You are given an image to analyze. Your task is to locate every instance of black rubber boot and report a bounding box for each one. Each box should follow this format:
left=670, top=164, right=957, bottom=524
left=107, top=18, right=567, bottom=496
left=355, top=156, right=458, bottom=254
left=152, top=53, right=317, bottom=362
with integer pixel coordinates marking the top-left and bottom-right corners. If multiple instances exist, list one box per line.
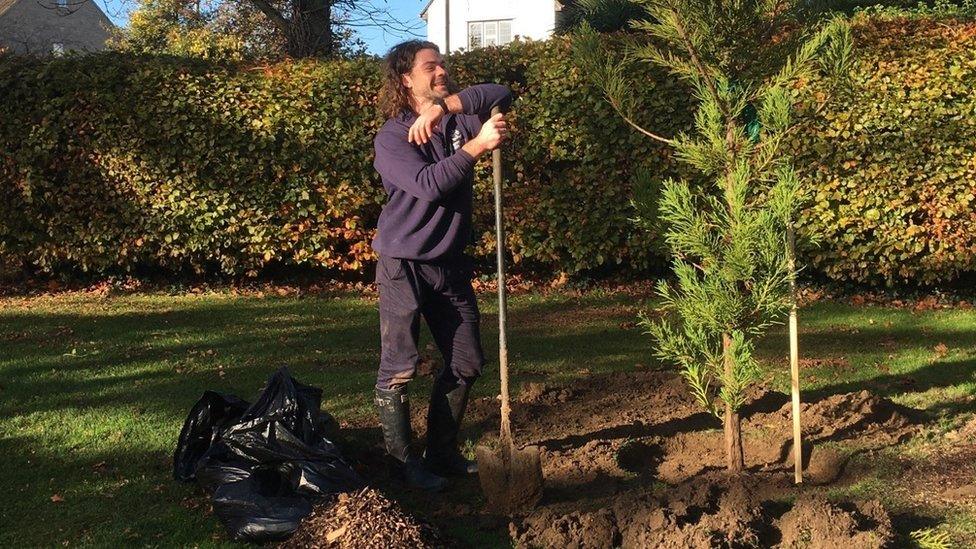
left=375, top=386, right=447, bottom=492
left=424, top=378, right=478, bottom=476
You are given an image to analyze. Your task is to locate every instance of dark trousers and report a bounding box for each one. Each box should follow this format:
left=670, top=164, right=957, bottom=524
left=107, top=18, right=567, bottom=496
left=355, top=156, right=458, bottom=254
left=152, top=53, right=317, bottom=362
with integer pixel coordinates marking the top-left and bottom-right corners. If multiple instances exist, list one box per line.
left=375, top=254, right=485, bottom=390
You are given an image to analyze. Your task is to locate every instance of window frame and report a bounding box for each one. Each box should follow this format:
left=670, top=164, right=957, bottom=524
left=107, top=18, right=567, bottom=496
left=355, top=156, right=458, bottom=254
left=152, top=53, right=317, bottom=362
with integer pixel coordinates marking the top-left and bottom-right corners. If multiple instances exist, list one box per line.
left=467, top=21, right=483, bottom=49
left=467, top=19, right=514, bottom=50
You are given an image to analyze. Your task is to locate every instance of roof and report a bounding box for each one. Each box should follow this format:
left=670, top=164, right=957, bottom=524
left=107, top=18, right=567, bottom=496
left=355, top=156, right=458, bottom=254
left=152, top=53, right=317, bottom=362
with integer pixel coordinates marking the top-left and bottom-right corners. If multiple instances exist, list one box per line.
left=0, top=0, right=115, bottom=26
left=0, top=0, right=19, bottom=18
left=419, top=0, right=435, bottom=19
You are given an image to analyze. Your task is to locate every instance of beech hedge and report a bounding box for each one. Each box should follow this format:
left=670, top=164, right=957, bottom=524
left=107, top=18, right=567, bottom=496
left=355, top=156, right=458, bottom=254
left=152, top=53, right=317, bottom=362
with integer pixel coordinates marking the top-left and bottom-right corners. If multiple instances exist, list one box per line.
left=0, top=41, right=688, bottom=278
left=790, top=16, right=976, bottom=284
left=1, top=16, right=974, bottom=284
left=0, top=56, right=385, bottom=276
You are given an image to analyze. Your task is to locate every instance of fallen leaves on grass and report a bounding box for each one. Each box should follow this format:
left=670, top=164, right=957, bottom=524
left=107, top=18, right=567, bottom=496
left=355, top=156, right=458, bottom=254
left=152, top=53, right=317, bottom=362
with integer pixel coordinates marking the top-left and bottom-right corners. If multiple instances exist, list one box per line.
left=798, top=357, right=851, bottom=370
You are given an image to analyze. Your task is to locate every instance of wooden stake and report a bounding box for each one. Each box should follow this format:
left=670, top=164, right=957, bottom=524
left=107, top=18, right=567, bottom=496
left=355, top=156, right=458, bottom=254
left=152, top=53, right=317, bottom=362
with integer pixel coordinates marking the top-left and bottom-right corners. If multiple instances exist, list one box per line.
left=788, top=223, right=803, bottom=484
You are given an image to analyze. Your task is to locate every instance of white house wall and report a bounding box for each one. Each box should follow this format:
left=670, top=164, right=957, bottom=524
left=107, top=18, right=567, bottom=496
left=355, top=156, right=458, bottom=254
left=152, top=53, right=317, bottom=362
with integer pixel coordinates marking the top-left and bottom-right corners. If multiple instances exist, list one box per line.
left=425, top=1, right=447, bottom=53
left=424, top=0, right=556, bottom=54
left=511, top=0, right=556, bottom=44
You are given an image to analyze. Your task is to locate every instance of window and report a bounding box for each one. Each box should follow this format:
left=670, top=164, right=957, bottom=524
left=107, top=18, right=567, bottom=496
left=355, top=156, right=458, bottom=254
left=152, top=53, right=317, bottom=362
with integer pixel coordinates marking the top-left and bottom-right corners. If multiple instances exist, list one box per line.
left=499, top=20, right=512, bottom=44
left=468, top=22, right=482, bottom=49
left=52, top=42, right=64, bottom=56
left=467, top=20, right=513, bottom=49
left=484, top=21, right=497, bottom=46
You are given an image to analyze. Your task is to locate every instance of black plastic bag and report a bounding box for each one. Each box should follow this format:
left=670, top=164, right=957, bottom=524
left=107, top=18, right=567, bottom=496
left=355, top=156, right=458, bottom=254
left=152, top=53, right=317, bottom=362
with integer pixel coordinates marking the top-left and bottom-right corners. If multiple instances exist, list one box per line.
left=174, top=367, right=364, bottom=542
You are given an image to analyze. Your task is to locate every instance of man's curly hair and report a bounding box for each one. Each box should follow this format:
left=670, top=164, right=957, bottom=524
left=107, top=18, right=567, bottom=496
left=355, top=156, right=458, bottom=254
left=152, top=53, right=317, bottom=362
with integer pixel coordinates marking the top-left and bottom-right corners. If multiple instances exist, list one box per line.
left=377, top=40, right=458, bottom=119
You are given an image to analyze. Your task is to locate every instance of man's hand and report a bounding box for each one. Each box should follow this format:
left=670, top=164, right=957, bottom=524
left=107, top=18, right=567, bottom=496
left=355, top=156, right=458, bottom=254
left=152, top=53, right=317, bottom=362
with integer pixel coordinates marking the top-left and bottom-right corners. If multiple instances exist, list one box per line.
left=462, top=113, right=509, bottom=158
left=408, top=101, right=446, bottom=145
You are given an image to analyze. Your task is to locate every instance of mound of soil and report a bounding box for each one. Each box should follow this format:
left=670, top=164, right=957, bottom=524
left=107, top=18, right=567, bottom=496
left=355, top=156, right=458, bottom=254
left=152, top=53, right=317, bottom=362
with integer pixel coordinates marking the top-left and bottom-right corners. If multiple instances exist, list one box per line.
left=279, top=488, right=450, bottom=549
left=511, top=508, right=620, bottom=548
left=756, top=389, right=919, bottom=444
left=512, top=476, right=894, bottom=549
left=777, top=495, right=892, bottom=548
left=464, top=371, right=918, bottom=548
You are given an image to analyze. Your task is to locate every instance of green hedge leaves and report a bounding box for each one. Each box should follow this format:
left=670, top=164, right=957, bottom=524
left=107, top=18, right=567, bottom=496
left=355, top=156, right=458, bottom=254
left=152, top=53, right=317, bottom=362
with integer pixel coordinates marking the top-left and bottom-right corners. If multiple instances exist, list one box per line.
left=791, top=17, right=976, bottom=284
left=0, top=55, right=385, bottom=276
left=2, top=17, right=975, bottom=285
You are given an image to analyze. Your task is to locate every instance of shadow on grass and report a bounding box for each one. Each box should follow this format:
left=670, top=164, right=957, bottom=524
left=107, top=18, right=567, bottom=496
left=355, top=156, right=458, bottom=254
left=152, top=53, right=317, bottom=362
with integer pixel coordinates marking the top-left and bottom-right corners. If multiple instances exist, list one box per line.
left=889, top=512, right=945, bottom=549
left=0, top=298, right=380, bottom=419
left=538, top=411, right=720, bottom=453
left=758, top=321, right=976, bottom=407
left=0, top=433, right=218, bottom=547
left=808, top=355, right=976, bottom=402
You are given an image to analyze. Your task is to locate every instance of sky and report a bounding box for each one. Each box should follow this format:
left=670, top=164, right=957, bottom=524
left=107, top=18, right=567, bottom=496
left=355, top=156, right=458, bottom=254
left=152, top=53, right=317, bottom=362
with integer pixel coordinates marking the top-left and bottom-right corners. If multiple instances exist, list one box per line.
left=97, top=0, right=428, bottom=55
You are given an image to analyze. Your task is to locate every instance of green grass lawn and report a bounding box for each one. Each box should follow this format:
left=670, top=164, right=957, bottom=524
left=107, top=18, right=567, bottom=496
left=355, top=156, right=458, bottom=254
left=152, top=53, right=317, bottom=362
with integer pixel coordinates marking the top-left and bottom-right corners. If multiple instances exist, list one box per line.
left=1, top=288, right=974, bottom=547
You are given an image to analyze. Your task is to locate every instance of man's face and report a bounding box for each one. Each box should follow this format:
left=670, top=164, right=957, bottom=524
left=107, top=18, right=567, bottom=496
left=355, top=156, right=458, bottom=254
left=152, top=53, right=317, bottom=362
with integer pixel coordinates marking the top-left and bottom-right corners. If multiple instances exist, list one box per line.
left=402, top=48, right=449, bottom=104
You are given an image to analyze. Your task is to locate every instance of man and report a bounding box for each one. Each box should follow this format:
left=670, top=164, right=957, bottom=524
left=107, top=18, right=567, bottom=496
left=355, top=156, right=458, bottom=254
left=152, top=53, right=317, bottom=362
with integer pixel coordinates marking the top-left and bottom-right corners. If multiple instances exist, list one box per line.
left=372, top=40, right=512, bottom=491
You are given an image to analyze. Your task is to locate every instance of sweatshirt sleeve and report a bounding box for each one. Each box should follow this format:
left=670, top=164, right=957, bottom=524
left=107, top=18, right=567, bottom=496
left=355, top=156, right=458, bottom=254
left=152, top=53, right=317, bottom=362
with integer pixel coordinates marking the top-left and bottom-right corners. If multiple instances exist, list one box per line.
left=373, top=128, right=476, bottom=202
left=457, top=83, right=513, bottom=121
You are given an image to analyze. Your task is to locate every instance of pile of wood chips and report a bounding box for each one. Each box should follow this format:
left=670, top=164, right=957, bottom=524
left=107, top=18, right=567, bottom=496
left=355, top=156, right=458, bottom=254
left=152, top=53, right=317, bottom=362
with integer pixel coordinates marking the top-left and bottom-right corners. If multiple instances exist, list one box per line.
left=279, top=488, right=451, bottom=549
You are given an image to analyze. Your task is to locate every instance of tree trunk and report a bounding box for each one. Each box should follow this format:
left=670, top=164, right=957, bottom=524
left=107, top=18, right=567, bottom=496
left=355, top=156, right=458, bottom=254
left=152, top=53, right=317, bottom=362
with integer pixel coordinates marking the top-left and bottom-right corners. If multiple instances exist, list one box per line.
left=280, top=0, right=333, bottom=57
left=723, top=332, right=745, bottom=473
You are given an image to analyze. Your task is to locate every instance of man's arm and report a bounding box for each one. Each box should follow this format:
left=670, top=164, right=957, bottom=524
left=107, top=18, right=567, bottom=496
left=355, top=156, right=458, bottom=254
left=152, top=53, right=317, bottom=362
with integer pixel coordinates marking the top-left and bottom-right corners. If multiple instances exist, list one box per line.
left=409, top=84, right=513, bottom=145
left=377, top=111, right=509, bottom=202
left=374, top=129, right=476, bottom=203
left=447, top=83, right=513, bottom=120
left=460, top=112, right=506, bottom=159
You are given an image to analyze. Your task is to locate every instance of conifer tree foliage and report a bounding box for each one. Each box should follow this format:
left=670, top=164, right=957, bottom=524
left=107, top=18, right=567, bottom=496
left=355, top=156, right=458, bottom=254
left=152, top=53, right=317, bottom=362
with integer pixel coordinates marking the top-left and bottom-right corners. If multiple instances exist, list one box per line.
left=555, top=0, right=645, bottom=34
left=576, top=0, right=851, bottom=472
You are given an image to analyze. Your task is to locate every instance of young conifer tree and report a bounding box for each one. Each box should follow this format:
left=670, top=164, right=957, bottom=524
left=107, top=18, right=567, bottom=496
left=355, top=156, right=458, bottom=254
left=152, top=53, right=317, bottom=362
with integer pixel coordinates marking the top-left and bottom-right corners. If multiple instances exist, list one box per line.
left=576, top=0, right=851, bottom=472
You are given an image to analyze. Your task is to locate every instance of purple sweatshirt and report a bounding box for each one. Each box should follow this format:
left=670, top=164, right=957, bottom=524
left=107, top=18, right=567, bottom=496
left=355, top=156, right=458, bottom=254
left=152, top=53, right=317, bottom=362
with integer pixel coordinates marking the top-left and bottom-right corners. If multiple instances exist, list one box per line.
left=371, top=84, right=513, bottom=261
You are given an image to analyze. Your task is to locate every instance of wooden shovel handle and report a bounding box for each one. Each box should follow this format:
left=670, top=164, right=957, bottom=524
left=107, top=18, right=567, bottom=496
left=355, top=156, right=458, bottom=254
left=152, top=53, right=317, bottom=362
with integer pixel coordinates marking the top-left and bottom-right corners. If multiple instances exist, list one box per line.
left=492, top=106, right=513, bottom=449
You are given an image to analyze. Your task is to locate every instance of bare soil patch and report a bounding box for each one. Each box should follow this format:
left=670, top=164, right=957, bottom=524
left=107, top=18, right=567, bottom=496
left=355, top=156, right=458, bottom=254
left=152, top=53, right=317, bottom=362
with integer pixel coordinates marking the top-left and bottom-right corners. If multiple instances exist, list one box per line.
left=513, top=476, right=893, bottom=549
left=468, top=371, right=919, bottom=486
left=888, top=443, right=976, bottom=507
left=464, top=370, right=919, bottom=547
left=343, top=369, right=926, bottom=547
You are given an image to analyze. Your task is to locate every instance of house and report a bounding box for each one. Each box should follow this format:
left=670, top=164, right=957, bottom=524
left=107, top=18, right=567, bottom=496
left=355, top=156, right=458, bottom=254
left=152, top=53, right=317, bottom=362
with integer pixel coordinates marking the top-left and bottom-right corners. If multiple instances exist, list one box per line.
left=420, top=0, right=563, bottom=53
left=0, top=0, right=114, bottom=56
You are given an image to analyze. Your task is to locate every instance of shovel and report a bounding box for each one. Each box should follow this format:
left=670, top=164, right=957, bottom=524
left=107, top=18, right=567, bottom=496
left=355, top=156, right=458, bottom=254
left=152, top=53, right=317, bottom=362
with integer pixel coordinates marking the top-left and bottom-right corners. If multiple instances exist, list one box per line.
left=475, top=106, right=544, bottom=515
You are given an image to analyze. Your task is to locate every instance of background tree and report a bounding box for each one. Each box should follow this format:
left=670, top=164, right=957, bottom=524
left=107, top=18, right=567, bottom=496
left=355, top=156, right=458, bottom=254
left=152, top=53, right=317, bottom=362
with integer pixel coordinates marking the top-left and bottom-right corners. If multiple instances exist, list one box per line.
left=555, top=0, right=644, bottom=34
left=111, top=0, right=265, bottom=60
left=575, top=0, right=851, bottom=472
left=112, top=0, right=417, bottom=59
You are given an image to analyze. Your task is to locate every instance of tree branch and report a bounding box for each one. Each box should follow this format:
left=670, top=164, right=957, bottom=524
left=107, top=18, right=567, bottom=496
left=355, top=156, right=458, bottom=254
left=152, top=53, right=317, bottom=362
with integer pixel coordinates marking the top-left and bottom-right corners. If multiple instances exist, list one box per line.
left=622, top=113, right=675, bottom=144
left=670, top=11, right=723, bottom=117
left=247, top=0, right=291, bottom=34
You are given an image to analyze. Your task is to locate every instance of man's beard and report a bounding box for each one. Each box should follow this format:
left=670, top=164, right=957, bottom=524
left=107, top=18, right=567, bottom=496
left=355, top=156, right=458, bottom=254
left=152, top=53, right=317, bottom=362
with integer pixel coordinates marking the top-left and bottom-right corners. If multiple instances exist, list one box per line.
left=427, top=78, right=450, bottom=98
left=427, top=86, right=449, bottom=100
left=410, top=80, right=449, bottom=111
